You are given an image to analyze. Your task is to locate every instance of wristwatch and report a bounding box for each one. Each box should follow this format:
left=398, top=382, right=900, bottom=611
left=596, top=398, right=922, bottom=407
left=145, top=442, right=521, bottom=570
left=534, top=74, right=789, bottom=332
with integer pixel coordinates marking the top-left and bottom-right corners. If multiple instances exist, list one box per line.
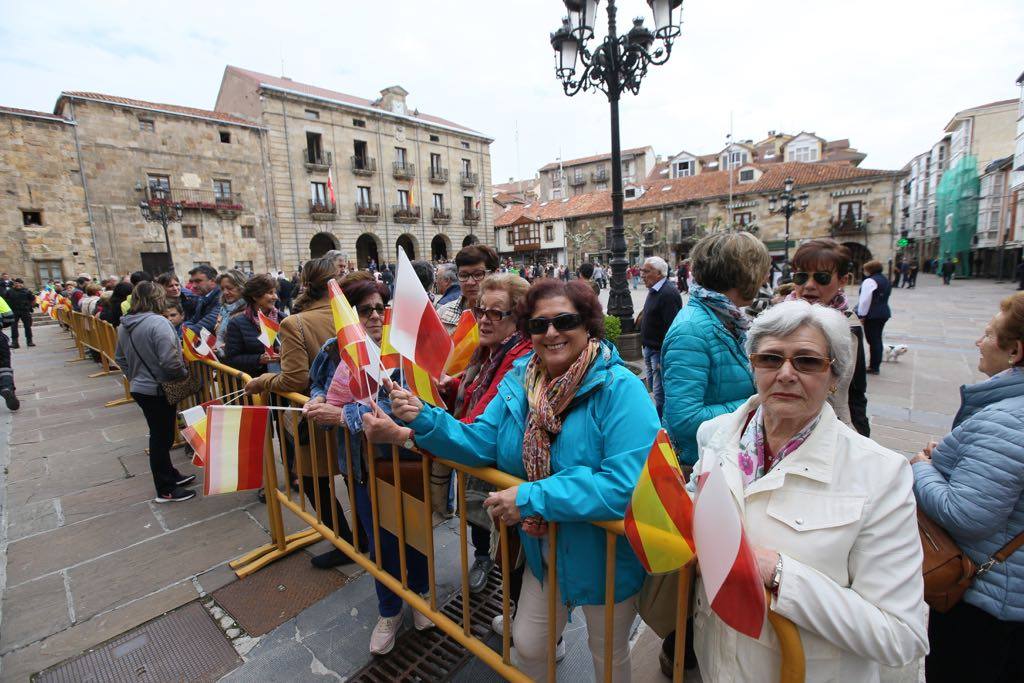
left=770, top=554, right=784, bottom=594
left=402, top=429, right=416, bottom=451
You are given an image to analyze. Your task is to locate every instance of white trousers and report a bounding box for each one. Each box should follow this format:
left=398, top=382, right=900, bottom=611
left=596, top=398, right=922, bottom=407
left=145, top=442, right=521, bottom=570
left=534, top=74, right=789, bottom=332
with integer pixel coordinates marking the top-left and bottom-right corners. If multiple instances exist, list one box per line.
left=512, top=569, right=637, bottom=681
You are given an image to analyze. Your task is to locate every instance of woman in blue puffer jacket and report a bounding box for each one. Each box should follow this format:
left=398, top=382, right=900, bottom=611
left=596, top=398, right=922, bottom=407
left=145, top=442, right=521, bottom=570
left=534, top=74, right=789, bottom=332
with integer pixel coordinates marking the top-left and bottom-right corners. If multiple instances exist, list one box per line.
left=365, top=279, right=659, bottom=681
left=913, top=291, right=1024, bottom=682
left=661, top=232, right=771, bottom=466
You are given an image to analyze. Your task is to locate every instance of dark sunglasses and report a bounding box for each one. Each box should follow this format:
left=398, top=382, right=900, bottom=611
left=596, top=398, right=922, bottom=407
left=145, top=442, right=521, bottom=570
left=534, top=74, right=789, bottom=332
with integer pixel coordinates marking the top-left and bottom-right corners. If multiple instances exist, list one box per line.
left=527, top=313, right=583, bottom=335
left=356, top=303, right=386, bottom=317
left=792, top=271, right=835, bottom=286
left=750, top=353, right=834, bottom=374
left=472, top=306, right=513, bottom=323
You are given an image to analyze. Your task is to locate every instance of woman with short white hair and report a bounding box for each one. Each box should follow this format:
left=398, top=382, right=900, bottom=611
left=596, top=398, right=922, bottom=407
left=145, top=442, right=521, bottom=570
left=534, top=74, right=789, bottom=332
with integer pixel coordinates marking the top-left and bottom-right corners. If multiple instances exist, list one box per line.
left=690, top=300, right=927, bottom=682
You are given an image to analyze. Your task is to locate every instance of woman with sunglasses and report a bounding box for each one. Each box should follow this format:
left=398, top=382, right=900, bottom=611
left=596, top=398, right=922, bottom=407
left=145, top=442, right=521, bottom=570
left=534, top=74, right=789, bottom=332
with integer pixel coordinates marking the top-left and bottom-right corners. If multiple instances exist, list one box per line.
left=787, top=239, right=870, bottom=436
left=365, top=278, right=659, bottom=680
left=689, top=300, right=927, bottom=681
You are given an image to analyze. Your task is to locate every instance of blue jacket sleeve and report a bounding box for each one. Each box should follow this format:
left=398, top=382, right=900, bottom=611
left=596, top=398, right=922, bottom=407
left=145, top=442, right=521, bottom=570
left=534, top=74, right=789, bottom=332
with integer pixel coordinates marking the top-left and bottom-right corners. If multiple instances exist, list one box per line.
left=515, top=371, right=658, bottom=522
left=662, top=324, right=745, bottom=462
left=408, top=395, right=502, bottom=467
left=914, top=409, right=1024, bottom=539
left=308, top=347, right=333, bottom=401
left=223, top=317, right=262, bottom=375
left=187, top=305, right=219, bottom=335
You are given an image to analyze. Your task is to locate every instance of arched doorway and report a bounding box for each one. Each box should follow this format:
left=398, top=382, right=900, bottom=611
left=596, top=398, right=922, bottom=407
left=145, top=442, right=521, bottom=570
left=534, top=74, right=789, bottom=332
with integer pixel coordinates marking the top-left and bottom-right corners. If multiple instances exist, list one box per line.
left=356, top=233, right=382, bottom=270
left=310, top=232, right=339, bottom=259
left=431, top=234, right=452, bottom=261
left=396, top=234, right=417, bottom=261
left=842, top=242, right=872, bottom=282
left=462, top=234, right=479, bottom=247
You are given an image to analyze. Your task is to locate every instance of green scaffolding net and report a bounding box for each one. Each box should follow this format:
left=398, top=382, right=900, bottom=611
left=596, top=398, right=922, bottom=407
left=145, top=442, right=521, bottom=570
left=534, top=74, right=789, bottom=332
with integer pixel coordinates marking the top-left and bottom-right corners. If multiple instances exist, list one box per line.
left=936, top=155, right=980, bottom=275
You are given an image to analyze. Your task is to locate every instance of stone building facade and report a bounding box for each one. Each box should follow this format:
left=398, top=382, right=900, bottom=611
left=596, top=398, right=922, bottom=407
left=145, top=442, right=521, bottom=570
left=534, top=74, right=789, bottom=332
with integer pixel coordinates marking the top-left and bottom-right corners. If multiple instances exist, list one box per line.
left=215, top=66, right=494, bottom=271
left=0, top=107, right=93, bottom=286
left=537, top=146, right=655, bottom=201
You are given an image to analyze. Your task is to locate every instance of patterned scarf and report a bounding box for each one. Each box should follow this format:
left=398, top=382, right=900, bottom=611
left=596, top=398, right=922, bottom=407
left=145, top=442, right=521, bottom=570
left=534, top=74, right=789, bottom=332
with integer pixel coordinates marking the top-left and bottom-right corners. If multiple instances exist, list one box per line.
left=244, top=304, right=279, bottom=329
left=456, top=332, right=526, bottom=419
left=690, top=282, right=751, bottom=342
left=519, top=338, right=601, bottom=537
left=737, top=405, right=821, bottom=488
left=785, top=289, right=849, bottom=313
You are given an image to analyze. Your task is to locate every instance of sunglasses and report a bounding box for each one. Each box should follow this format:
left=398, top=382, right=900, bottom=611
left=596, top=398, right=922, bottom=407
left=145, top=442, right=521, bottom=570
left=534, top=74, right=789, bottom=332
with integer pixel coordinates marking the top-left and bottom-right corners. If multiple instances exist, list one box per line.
left=527, top=313, right=583, bottom=335
left=356, top=304, right=386, bottom=317
left=749, top=353, right=834, bottom=374
left=792, top=271, right=835, bottom=286
left=472, top=307, right=513, bottom=323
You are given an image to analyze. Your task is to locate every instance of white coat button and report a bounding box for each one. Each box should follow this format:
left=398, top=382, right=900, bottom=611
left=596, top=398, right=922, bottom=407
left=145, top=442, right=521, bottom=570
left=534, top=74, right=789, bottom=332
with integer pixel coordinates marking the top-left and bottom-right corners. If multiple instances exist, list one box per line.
left=795, top=518, right=804, bottom=525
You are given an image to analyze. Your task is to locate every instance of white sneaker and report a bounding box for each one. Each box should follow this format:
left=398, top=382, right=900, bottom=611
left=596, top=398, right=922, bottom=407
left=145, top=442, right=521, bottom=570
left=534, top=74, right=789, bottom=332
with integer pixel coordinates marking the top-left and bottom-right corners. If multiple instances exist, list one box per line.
left=370, top=614, right=402, bottom=655
left=413, top=596, right=435, bottom=631
left=492, top=614, right=566, bottom=662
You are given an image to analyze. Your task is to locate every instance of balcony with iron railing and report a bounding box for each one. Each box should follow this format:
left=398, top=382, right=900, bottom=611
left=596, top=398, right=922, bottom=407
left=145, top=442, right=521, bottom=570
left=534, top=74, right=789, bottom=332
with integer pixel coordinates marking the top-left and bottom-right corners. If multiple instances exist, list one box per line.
left=355, top=202, right=380, bottom=222
left=305, top=150, right=332, bottom=172
left=568, top=173, right=586, bottom=187
left=351, top=156, right=376, bottom=176
left=460, top=171, right=478, bottom=187
left=591, top=168, right=609, bottom=182
left=393, top=162, right=415, bottom=179
left=392, top=205, right=420, bottom=223
left=309, top=200, right=337, bottom=220
left=146, top=187, right=243, bottom=214
left=829, top=212, right=870, bottom=234
left=428, top=167, right=449, bottom=184
left=463, top=208, right=481, bottom=225
left=431, top=207, right=451, bottom=224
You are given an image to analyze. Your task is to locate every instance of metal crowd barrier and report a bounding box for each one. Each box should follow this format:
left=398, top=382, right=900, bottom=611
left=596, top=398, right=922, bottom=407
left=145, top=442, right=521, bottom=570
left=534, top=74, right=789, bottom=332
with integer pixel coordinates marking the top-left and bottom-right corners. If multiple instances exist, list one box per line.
left=56, top=318, right=806, bottom=682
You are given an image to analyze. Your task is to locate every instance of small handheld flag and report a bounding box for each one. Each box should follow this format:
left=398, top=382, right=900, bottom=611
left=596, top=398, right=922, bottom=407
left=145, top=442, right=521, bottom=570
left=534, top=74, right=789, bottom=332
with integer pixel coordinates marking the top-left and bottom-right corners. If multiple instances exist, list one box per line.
left=390, top=250, right=452, bottom=381
left=204, top=405, right=270, bottom=495
left=183, top=327, right=217, bottom=362
left=402, top=357, right=445, bottom=408
left=257, top=310, right=280, bottom=353
left=445, top=309, right=480, bottom=376
left=380, top=308, right=401, bottom=370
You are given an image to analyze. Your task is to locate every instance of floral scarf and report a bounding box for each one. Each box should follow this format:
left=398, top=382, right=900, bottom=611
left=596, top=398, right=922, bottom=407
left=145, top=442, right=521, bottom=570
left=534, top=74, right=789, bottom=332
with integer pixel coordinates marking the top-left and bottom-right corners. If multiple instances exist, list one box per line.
left=737, top=405, right=821, bottom=488
left=785, top=290, right=849, bottom=314
left=690, top=282, right=751, bottom=342
left=520, top=338, right=601, bottom=536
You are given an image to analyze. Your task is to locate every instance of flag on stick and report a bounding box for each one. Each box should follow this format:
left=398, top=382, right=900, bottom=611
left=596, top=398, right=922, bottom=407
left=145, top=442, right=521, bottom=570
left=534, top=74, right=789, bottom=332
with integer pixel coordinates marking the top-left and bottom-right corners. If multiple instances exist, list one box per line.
left=327, top=166, right=336, bottom=205
left=380, top=308, right=401, bottom=370
left=328, top=280, right=367, bottom=350
left=257, top=310, right=280, bottom=353
left=401, top=357, right=445, bottom=408
left=693, top=461, right=766, bottom=639
left=342, top=336, right=383, bottom=405
left=204, top=405, right=269, bottom=495
left=183, top=327, right=217, bottom=362
left=624, top=429, right=696, bottom=574
left=390, top=250, right=452, bottom=381
left=445, top=309, right=480, bottom=376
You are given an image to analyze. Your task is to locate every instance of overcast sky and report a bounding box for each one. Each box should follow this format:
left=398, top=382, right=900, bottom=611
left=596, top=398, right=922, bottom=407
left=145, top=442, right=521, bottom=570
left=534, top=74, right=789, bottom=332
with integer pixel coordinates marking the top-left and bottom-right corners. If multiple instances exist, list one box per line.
left=3, top=0, right=1021, bottom=182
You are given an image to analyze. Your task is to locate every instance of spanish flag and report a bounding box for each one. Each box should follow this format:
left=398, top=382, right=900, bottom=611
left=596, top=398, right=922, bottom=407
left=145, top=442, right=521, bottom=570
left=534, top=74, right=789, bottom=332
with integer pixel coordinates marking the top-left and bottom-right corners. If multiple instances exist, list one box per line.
left=380, top=308, right=401, bottom=370
left=624, top=430, right=695, bottom=574
left=445, top=309, right=479, bottom=376
left=183, top=327, right=216, bottom=362
left=328, top=280, right=367, bottom=350
left=204, top=405, right=269, bottom=496
left=402, top=357, right=445, bottom=408
left=180, top=404, right=210, bottom=466
left=257, top=310, right=280, bottom=352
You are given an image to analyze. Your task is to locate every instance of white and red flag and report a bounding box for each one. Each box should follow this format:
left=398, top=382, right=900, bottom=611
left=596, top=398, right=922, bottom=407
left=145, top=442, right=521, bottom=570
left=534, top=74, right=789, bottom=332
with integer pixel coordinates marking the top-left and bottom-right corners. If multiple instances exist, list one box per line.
left=327, top=167, right=336, bottom=205
left=693, top=461, right=766, bottom=640
left=389, top=250, right=452, bottom=381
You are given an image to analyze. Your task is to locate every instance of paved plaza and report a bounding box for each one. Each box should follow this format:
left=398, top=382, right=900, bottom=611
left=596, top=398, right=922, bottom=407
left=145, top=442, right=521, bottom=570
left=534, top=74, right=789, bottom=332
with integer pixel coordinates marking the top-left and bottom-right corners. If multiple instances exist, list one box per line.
left=0, top=272, right=1011, bottom=680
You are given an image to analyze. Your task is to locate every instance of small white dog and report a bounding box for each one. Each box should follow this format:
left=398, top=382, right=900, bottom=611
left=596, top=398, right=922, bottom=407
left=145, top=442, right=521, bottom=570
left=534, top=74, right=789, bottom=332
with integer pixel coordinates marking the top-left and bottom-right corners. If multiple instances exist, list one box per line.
left=884, top=344, right=908, bottom=362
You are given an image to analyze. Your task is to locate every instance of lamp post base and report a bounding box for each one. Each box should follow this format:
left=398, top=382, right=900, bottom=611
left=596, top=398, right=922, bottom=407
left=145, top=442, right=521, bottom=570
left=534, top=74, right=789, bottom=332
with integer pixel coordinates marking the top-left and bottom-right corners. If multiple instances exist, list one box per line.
left=614, top=331, right=642, bottom=361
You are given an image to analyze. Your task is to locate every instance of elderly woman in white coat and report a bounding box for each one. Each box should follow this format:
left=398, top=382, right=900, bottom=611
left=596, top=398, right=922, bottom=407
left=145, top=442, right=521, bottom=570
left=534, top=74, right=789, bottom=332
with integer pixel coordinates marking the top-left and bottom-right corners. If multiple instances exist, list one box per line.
left=689, top=300, right=927, bottom=682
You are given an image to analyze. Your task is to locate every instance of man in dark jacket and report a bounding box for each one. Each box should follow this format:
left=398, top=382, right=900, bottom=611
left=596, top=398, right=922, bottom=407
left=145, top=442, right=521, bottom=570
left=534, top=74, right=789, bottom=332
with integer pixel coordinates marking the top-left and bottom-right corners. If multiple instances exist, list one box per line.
left=639, top=256, right=683, bottom=417
left=857, top=259, right=892, bottom=374
left=276, top=274, right=293, bottom=313
left=186, top=264, right=220, bottom=332
left=5, top=279, right=36, bottom=348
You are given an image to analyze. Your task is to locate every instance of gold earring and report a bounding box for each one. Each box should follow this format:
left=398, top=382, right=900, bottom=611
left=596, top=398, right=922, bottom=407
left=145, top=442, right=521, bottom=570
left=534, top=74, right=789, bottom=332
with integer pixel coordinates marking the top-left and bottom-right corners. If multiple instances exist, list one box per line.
left=829, top=386, right=838, bottom=394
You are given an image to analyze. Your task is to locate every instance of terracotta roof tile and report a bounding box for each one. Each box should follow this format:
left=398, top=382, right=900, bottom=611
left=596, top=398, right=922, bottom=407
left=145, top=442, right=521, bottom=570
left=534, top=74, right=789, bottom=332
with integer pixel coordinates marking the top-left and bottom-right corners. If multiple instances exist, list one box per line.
left=0, top=105, right=71, bottom=123
left=59, top=92, right=258, bottom=126
left=539, top=146, right=653, bottom=172
left=225, top=66, right=484, bottom=136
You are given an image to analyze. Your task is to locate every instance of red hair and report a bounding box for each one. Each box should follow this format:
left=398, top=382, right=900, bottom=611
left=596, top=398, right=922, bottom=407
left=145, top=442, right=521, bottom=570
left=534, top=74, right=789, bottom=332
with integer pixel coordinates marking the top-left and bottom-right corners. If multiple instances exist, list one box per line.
left=517, top=278, right=605, bottom=339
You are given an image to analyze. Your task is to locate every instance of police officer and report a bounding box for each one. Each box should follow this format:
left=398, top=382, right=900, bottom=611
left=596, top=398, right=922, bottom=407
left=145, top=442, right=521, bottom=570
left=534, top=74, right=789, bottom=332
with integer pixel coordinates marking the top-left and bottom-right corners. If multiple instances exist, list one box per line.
left=0, top=295, right=20, bottom=410
left=5, top=279, right=36, bottom=348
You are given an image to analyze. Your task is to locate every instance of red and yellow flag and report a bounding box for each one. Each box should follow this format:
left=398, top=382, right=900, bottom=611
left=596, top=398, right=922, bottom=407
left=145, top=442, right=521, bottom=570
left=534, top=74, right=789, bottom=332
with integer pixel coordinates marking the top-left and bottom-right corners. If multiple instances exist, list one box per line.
left=401, top=357, right=445, bottom=408
left=380, top=308, right=401, bottom=370
left=445, top=309, right=480, bottom=376
left=183, top=327, right=216, bottom=362
left=257, top=310, right=280, bottom=352
left=328, top=280, right=366, bottom=351
left=204, top=405, right=269, bottom=496
left=624, top=430, right=696, bottom=574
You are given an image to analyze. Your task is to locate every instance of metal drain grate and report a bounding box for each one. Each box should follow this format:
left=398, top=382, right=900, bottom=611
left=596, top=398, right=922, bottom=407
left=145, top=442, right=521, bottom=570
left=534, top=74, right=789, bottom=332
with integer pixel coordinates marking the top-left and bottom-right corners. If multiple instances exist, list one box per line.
left=37, top=601, right=238, bottom=683
left=212, top=549, right=350, bottom=636
left=349, top=567, right=506, bottom=682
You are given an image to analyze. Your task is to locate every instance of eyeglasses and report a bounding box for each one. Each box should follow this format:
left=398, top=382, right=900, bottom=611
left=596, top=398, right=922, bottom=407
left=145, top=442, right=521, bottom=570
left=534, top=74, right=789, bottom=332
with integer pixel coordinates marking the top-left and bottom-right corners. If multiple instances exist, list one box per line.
left=749, top=353, right=834, bottom=374
left=472, top=307, right=513, bottom=323
left=457, top=270, right=489, bottom=282
left=356, top=304, right=386, bottom=317
left=792, top=271, right=835, bottom=286
left=527, top=313, right=583, bottom=335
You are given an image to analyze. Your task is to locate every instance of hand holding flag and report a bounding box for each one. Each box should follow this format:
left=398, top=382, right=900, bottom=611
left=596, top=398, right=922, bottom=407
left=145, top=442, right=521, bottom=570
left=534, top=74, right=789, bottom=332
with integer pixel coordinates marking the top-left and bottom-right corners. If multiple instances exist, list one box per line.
left=257, top=310, right=280, bottom=355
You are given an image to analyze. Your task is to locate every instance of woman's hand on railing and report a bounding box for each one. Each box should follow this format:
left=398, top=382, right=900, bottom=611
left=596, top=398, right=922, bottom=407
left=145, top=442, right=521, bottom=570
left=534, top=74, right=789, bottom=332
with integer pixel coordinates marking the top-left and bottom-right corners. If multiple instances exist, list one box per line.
left=304, top=401, right=343, bottom=426
left=484, top=487, right=522, bottom=526
left=244, top=378, right=263, bottom=395
left=382, top=376, right=423, bottom=423
left=362, top=403, right=412, bottom=445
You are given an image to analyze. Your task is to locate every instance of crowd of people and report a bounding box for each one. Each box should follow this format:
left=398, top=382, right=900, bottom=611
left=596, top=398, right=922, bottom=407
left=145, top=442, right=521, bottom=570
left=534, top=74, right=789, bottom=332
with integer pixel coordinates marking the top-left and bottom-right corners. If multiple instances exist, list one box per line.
left=7, top=233, right=1023, bottom=681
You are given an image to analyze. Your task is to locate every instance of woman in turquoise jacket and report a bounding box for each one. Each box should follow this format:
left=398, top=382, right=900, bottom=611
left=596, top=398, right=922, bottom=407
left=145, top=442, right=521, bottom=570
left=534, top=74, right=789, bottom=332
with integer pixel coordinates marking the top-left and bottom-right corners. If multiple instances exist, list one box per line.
left=366, top=279, right=659, bottom=681
left=661, top=232, right=771, bottom=467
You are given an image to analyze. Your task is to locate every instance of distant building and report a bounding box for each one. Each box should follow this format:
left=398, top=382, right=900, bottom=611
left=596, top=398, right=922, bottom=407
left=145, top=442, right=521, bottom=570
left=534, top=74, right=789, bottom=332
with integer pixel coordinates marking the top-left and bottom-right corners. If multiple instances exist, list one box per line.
left=1009, top=73, right=1024, bottom=272
left=537, top=146, right=655, bottom=201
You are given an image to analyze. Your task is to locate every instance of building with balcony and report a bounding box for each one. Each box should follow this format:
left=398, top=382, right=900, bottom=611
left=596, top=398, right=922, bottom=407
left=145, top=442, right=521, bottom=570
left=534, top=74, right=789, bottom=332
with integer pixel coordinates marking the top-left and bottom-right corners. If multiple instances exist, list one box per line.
left=537, top=146, right=655, bottom=201
left=215, top=66, right=494, bottom=270
left=1009, top=72, right=1024, bottom=271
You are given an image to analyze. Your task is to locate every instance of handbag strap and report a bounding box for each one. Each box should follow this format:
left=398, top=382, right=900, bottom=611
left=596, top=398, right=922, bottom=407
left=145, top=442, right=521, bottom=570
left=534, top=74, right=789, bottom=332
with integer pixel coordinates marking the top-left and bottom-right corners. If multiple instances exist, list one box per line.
left=125, top=324, right=162, bottom=383
left=978, top=528, right=1024, bottom=576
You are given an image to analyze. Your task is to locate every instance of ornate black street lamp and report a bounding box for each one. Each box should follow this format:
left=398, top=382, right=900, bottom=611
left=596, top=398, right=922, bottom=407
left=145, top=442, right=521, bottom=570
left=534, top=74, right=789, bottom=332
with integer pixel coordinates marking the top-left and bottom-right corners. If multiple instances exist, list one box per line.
left=139, top=188, right=183, bottom=274
left=767, top=177, right=809, bottom=266
left=551, top=0, right=683, bottom=332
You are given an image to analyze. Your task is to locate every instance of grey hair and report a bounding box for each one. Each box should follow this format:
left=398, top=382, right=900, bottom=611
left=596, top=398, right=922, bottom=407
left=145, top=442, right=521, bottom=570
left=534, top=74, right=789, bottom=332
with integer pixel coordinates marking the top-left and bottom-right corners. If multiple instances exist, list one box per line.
left=644, top=256, right=668, bottom=276
left=745, top=299, right=851, bottom=378
left=436, top=263, right=457, bottom=286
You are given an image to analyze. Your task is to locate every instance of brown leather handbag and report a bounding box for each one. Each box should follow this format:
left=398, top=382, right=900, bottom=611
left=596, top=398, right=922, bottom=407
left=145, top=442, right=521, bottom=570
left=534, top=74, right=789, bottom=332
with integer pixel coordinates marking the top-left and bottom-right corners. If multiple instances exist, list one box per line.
left=919, top=509, right=1024, bottom=613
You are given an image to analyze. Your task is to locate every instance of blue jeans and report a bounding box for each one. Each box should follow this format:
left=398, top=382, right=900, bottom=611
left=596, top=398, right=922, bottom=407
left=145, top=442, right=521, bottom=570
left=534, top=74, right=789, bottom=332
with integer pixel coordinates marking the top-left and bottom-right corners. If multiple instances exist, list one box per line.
left=354, top=476, right=429, bottom=617
left=642, top=346, right=664, bottom=417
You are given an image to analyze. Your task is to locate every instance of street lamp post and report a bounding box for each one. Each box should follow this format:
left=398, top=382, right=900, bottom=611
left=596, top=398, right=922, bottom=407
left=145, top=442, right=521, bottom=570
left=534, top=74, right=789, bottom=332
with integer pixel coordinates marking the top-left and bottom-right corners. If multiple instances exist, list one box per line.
left=139, top=188, right=183, bottom=274
left=767, top=177, right=809, bottom=266
left=551, top=0, right=683, bottom=332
